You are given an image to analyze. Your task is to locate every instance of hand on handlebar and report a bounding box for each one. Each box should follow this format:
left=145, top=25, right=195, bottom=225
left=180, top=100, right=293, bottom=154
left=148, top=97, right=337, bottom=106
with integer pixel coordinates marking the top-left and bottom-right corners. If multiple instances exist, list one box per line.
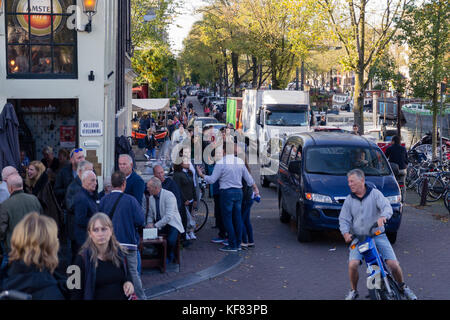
left=377, top=217, right=387, bottom=228
left=344, top=233, right=353, bottom=244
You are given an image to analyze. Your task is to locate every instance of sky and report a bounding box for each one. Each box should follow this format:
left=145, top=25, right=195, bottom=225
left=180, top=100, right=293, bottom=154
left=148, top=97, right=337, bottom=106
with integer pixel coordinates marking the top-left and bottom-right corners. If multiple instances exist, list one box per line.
left=168, top=0, right=208, bottom=56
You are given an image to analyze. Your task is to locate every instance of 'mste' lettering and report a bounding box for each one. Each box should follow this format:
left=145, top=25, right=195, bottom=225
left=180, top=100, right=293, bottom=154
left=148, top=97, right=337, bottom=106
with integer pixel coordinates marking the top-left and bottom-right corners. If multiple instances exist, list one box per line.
left=30, top=5, right=51, bottom=13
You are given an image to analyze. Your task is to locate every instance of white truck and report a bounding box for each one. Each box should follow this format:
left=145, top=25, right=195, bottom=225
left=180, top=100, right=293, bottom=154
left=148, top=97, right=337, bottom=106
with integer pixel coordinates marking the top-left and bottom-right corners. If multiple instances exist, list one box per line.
left=240, top=90, right=310, bottom=187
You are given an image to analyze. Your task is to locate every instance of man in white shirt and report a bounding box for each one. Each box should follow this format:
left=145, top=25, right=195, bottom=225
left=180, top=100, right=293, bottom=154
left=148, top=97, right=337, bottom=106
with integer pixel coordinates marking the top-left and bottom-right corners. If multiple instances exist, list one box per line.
left=197, top=142, right=259, bottom=252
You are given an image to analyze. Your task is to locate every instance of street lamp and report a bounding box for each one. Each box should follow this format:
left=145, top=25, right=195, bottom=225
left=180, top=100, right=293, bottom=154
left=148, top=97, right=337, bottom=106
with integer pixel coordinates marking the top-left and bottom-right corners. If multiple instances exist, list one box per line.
left=82, top=0, right=98, bottom=33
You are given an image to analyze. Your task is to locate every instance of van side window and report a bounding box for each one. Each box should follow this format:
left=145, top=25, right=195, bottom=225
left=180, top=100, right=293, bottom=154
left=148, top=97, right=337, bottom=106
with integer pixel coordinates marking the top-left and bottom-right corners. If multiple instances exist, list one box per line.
left=281, top=143, right=292, bottom=165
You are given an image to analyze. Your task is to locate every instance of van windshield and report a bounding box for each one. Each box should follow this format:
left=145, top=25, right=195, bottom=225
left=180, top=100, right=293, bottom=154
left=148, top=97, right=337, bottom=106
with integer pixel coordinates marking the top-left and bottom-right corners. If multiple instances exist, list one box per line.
left=266, top=110, right=308, bottom=126
left=305, top=146, right=391, bottom=176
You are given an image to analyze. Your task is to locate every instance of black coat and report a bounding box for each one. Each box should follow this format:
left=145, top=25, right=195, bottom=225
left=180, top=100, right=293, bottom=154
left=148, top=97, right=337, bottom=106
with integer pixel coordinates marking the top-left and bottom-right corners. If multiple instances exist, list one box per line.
left=54, top=164, right=75, bottom=205
left=3, top=261, right=66, bottom=300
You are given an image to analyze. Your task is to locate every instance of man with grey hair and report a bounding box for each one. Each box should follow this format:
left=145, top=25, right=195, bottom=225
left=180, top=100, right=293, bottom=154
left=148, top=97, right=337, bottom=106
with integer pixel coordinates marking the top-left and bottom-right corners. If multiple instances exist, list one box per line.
left=72, top=170, right=98, bottom=256
left=65, top=160, right=94, bottom=261
left=118, top=154, right=145, bottom=206
left=146, top=177, right=184, bottom=264
left=0, top=174, right=42, bottom=282
left=0, top=166, right=18, bottom=204
left=339, top=169, right=416, bottom=300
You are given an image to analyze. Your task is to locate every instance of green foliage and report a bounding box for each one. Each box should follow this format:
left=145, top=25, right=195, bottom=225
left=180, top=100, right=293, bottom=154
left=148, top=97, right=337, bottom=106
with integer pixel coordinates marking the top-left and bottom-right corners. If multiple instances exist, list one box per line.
left=132, top=41, right=177, bottom=98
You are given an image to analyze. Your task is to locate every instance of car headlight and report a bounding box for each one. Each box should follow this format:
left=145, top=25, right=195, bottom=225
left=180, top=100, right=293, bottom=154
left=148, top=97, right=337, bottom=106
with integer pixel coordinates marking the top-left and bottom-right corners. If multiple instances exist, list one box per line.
left=305, top=193, right=333, bottom=204
left=387, top=195, right=401, bottom=204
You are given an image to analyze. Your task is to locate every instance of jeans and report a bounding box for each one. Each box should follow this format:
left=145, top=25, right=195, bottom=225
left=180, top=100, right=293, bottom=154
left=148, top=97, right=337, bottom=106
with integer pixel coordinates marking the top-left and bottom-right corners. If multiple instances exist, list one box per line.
left=146, top=148, right=156, bottom=159
left=241, top=199, right=254, bottom=244
left=220, top=188, right=243, bottom=249
left=161, top=225, right=179, bottom=263
left=214, top=194, right=227, bottom=239
left=126, top=249, right=146, bottom=300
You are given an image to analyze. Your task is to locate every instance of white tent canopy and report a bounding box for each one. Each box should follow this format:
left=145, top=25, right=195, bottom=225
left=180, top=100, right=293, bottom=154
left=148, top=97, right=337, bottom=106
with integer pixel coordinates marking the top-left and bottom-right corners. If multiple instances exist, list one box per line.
left=132, top=99, right=170, bottom=112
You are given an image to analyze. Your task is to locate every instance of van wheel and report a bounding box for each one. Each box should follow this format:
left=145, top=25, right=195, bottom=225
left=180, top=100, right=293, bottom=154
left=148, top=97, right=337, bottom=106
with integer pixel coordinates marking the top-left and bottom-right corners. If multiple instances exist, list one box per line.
left=260, top=174, right=270, bottom=188
left=296, top=208, right=312, bottom=243
left=387, top=232, right=397, bottom=244
left=279, top=196, right=290, bottom=223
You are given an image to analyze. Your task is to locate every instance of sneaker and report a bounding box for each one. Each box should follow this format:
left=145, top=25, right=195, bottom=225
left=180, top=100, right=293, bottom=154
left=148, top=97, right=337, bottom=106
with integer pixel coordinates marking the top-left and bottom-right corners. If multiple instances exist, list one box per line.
left=247, top=243, right=255, bottom=249
left=401, top=285, right=417, bottom=300
left=211, top=238, right=226, bottom=244
left=189, top=232, right=197, bottom=240
left=185, top=233, right=192, bottom=240
left=345, top=290, right=359, bottom=300
left=219, top=246, right=238, bottom=253
left=144, top=154, right=150, bottom=160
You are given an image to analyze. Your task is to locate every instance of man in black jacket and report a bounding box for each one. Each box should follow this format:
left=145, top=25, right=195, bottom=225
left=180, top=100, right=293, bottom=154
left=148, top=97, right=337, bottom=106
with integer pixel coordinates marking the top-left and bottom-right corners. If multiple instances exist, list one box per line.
left=54, top=148, right=86, bottom=205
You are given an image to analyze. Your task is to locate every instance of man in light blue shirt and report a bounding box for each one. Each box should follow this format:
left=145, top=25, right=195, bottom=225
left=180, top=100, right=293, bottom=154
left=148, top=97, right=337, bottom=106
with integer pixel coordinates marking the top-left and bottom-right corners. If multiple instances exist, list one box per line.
left=197, top=142, right=259, bottom=252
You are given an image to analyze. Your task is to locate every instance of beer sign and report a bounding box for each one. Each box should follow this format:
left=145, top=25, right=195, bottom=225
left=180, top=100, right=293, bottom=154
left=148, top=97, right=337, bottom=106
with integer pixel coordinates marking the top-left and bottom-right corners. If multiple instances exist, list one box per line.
left=15, top=0, right=63, bottom=37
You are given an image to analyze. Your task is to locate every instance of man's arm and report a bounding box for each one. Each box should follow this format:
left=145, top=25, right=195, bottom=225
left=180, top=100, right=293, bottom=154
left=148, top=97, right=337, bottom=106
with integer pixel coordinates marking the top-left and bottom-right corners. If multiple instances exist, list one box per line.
left=339, top=197, right=353, bottom=242
left=203, top=163, right=223, bottom=185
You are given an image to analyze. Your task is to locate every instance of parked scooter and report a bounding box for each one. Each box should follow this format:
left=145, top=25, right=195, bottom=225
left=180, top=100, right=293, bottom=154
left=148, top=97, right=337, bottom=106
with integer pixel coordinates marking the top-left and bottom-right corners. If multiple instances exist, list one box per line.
left=350, top=224, right=402, bottom=300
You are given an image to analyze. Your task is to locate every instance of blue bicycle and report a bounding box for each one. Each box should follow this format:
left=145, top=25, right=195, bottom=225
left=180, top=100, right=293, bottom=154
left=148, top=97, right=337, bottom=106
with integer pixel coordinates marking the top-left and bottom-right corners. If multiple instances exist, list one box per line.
left=350, top=224, right=402, bottom=300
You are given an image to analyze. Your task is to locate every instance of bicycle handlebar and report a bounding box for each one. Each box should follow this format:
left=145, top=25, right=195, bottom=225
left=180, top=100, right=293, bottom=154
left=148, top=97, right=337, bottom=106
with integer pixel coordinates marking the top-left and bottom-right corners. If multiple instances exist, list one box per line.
left=0, top=290, right=32, bottom=300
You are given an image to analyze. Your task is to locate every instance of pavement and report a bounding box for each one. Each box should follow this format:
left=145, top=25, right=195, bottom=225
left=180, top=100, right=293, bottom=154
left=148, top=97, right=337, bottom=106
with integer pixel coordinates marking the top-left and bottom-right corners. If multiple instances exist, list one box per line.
left=133, top=143, right=246, bottom=300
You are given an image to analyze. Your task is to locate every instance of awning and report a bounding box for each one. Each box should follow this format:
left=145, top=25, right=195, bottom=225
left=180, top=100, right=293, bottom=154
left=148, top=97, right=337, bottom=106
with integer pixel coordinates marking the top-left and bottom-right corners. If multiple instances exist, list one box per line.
left=132, top=99, right=170, bottom=112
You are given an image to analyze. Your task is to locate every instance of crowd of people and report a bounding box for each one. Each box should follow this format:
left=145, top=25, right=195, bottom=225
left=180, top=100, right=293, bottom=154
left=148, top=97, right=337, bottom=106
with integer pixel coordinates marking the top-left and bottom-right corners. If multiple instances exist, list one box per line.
left=0, top=96, right=261, bottom=300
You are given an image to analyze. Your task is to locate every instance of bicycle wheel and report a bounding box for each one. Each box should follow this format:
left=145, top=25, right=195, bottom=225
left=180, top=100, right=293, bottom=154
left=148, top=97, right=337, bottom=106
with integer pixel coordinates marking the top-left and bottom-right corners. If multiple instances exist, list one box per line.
left=406, top=167, right=419, bottom=189
left=444, top=192, right=450, bottom=213
left=418, top=176, right=445, bottom=202
left=369, top=275, right=402, bottom=300
left=427, top=176, right=445, bottom=202
left=193, top=199, right=209, bottom=233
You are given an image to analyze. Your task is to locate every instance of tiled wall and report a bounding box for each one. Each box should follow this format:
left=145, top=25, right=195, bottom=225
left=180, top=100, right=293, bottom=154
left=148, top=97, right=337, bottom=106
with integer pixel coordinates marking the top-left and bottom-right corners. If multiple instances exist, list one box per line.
left=23, top=113, right=77, bottom=161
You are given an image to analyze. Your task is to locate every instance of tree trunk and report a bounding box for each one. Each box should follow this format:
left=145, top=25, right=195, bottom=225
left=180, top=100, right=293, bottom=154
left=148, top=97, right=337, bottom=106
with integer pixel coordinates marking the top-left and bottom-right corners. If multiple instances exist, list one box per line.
left=270, top=52, right=280, bottom=90
left=354, top=68, right=365, bottom=134
left=231, top=52, right=240, bottom=96
left=223, top=49, right=228, bottom=98
left=252, top=56, right=258, bottom=89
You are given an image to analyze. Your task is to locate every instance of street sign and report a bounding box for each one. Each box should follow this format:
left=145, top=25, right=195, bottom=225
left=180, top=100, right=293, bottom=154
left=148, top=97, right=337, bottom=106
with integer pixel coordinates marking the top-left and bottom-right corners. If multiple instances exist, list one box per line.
left=80, top=120, right=103, bottom=137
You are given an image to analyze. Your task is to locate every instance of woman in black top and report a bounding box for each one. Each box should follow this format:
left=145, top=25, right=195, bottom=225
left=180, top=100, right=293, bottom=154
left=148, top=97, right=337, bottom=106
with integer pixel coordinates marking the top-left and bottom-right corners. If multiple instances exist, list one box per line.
left=71, top=213, right=134, bottom=300
left=144, top=128, right=158, bottom=159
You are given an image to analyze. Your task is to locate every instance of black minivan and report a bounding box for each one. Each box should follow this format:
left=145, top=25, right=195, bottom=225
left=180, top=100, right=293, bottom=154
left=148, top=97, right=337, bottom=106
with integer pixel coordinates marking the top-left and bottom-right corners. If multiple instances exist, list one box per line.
left=277, top=132, right=402, bottom=243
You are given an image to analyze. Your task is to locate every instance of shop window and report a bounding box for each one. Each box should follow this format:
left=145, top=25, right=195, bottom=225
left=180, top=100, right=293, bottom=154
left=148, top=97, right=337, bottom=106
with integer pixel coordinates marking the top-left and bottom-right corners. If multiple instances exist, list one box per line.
left=5, top=0, right=77, bottom=78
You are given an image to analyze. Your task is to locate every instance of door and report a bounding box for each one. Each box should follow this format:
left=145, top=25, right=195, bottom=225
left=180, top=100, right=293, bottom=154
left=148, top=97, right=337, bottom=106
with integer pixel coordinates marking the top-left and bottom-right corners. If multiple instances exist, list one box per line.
left=285, top=142, right=303, bottom=214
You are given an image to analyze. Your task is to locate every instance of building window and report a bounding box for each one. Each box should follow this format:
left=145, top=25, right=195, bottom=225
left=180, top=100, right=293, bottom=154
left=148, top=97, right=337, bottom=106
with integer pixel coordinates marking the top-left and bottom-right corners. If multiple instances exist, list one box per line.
left=5, top=0, right=77, bottom=79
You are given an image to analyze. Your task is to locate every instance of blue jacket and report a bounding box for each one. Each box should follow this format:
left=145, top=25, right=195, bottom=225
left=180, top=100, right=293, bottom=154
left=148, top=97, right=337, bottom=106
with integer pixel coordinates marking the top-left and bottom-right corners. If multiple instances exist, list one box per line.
left=125, top=171, right=145, bottom=206
left=99, top=192, right=145, bottom=250
left=162, top=177, right=183, bottom=211
left=73, top=188, right=98, bottom=247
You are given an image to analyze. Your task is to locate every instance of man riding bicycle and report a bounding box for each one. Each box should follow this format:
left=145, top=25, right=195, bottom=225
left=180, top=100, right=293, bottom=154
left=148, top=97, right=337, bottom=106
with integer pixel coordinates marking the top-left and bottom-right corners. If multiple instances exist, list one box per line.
left=339, top=169, right=417, bottom=300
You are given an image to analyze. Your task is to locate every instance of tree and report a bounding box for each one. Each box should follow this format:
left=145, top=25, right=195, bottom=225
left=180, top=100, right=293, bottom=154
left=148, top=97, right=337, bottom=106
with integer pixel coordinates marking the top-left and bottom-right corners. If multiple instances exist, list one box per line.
left=397, top=0, right=449, bottom=158
left=309, top=0, right=409, bottom=134
left=132, top=42, right=177, bottom=98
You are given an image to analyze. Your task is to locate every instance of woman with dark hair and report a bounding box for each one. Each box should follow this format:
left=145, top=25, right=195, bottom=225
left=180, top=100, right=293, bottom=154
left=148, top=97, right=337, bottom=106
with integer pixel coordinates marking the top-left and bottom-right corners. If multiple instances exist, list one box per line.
left=4, top=212, right=66, bottom=300
left=24, top=161, right=63, bottom=236
left=71, top=213, right=134, bottom=300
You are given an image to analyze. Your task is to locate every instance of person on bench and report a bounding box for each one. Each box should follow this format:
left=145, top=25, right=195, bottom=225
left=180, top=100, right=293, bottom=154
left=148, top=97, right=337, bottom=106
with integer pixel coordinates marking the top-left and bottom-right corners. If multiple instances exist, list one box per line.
left=145, top=177, right=185, bottom=265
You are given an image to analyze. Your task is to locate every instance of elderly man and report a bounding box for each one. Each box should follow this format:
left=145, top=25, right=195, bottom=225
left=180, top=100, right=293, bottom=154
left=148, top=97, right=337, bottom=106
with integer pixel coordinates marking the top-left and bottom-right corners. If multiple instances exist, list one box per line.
left=0, top=174, right=43, bottom=282
left=64, top=160, right=93, bottom=260
left=146, top=177, right=184, bottom=264
left=72, top=170, right=98, bottom=255
left=54, top=147, right=86, bottom=205
left=118, top=154, right=145, bottom=206
left=0, top=166, right=18, bottom=204
left=339, top=169, right=417, bottom=300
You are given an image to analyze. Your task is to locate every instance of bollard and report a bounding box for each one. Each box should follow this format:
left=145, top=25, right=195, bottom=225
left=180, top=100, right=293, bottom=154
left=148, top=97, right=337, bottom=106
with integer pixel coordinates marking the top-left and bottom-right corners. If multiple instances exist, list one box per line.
left=420, top=177, right=428, bottom=206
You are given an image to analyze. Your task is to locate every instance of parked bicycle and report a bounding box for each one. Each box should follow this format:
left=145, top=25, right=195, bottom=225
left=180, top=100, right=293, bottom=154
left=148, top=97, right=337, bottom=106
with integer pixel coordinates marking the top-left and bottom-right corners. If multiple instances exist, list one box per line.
left=192, top=174, right=209, bottom=233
